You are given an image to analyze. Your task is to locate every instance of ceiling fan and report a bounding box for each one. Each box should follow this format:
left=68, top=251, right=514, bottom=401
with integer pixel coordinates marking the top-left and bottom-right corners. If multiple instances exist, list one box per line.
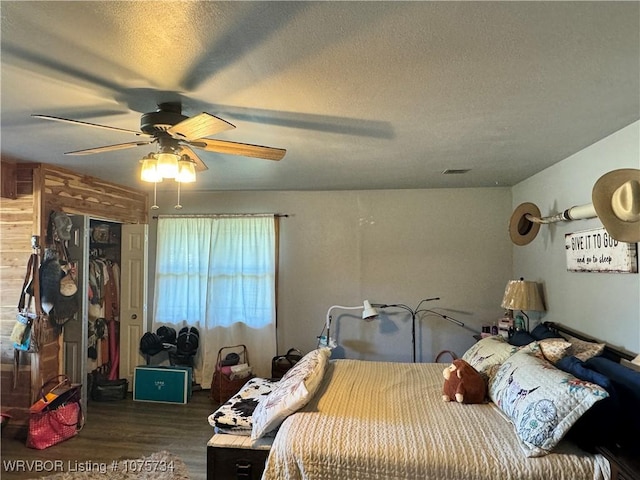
left=32, top=102, right=287, bottom=173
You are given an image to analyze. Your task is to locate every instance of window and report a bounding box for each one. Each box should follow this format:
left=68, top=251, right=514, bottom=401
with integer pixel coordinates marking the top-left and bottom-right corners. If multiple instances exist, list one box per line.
left=154, top=215, right=277, bottom=384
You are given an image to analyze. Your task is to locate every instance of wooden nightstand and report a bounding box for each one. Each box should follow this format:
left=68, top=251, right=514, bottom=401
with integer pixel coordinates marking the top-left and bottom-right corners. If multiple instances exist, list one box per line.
left=596, top=446, right=640, bottom=480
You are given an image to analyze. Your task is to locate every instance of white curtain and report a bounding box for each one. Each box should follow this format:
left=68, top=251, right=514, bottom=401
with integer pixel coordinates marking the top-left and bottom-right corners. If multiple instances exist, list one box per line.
left=154, top=216, right=277, bottom=387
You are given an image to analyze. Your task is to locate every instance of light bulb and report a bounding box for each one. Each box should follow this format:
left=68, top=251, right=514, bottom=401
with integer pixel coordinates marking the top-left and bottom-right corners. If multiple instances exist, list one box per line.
left=140, top=155, right=162, bottom=183
left=156, top=152, right=179, bottom=178
left=176, top=156, right=197, bottom=183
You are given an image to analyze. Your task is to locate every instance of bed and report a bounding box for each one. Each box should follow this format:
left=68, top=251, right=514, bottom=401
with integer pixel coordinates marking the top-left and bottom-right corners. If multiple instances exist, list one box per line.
left=207, top=322, right=640, bottom=480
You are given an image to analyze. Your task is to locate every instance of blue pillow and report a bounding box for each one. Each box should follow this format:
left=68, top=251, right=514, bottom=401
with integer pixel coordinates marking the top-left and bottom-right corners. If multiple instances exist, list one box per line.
left=530, top=323, right=562, bottom=341
left=556, top=356, right=612, bottom=390
left=557, top=355, right=619, bottom=451
left=508, top=330, right=535, bottom=347
left=585, top=357, right=640, bottom=399
left=585, top=356, right=640, bottom=450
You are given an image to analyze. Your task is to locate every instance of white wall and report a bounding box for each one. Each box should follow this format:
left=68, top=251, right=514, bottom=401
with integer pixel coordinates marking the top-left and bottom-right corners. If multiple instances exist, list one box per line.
left=148, top=187, right=512, bottom=363
left=511, top=121, right=640, bottom=353
left=146, top=121, right=639, bottom=366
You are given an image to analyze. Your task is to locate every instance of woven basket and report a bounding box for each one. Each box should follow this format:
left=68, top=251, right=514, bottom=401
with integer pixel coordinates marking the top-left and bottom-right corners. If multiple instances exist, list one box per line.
left=210, top=345, right=254, bottom=404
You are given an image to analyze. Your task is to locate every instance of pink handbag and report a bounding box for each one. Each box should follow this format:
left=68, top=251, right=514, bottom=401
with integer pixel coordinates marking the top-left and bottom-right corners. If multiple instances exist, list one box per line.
left=26, top=375, right=83, bottom=450
left=26, top=401, right=82, bottom=450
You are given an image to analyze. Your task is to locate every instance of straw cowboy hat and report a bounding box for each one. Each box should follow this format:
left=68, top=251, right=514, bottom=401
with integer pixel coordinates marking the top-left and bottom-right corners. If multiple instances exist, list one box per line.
left=592, top=168, right=640, bottom=244
left=508, top=202, right=541, bottom=246
left=508, top=168, right=640, bottom=246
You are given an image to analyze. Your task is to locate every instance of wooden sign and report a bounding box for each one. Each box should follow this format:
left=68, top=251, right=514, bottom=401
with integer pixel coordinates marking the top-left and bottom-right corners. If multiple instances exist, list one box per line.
left=565, top=227, right=638, bottom=273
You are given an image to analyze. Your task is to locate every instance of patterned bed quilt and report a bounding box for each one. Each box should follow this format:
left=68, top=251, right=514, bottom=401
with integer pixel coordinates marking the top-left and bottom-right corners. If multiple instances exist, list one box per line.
left=262, top=360, right=610, bottom=480
left=208, top=377, right=276, bottom=435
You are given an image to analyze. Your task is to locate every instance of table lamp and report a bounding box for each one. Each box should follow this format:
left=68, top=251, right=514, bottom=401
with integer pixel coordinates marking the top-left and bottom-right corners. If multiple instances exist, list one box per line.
left=501, top=278, right=546, bottom=331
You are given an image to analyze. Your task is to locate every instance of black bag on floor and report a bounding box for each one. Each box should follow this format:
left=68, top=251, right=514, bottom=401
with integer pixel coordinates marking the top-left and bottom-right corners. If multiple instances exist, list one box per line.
left=271, top=348, right=303, bottom=379
left=91, top=375, right=128, bottom=402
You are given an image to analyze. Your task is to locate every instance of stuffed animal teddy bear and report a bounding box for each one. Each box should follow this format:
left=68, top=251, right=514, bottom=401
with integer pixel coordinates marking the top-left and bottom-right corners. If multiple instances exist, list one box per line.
left=442, top=358, right=487, bottom=404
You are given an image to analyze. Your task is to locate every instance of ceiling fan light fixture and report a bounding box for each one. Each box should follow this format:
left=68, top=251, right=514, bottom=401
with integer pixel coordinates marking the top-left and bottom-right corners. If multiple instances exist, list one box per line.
left=140, top=154, right=163, bottom=183
left=33, top=104, right=286, bottom=190
left=176, top=155, right=197, bottom=183
left=156, top=150, right=180, bottom=179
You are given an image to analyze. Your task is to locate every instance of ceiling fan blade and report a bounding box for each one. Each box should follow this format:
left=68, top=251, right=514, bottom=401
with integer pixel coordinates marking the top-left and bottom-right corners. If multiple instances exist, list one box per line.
left=65, top=141, right=152, bottom=155
left=179, top=145, right=208, bottom=172
left=32, top=114, right=151, bottom=137
left=189, top=138, right=286, bottom=161
left=168, top=113, right=235, bottom=141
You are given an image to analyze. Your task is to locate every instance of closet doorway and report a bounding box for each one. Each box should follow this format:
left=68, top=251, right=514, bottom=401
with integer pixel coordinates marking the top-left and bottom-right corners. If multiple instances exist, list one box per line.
left=63, top=216, right=147, bottom=415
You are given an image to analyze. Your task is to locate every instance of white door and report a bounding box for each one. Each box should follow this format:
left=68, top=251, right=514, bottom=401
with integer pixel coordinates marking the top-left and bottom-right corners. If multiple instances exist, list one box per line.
left=119, top=223, right=148, bottom=390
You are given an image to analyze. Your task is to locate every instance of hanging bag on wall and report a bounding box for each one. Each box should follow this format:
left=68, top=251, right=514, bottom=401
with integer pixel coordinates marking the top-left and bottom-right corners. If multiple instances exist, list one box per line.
left=11, top=313, right=34, bottom=352
left=12, top=254, right=39, bottom=352
left=45, top=211, right=79, bottom=326
left=12, top=249, right=49, bottom=389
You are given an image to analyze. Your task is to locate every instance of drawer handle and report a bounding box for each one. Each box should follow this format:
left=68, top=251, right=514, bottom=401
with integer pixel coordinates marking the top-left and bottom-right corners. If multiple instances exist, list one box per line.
left=236, top=461, right=252, bottom=479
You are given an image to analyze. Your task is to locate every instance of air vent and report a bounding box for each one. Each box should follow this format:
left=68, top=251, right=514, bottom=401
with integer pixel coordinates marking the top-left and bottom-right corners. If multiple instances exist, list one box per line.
left=442, top=169, right=471, bottom=175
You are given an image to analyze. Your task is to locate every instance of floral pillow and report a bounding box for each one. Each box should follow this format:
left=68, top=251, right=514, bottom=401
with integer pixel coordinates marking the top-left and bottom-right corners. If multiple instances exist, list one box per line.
left=251, top=348, right=330, bottom=440
left=488, top=348, right=609, bottom=457
left=462, top=336, right=518, bottom=378
left=563, top=335, right=605, bottom=362
left=537, top=338, right=573, bottom=364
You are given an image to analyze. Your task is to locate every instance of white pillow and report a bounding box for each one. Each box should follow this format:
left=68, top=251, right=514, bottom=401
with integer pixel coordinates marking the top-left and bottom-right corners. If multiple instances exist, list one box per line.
left=488, top=346, right=608, bottom=457
left=251, top=348, right=330, bottom=440
left=462, top=335, right=518, bottom=378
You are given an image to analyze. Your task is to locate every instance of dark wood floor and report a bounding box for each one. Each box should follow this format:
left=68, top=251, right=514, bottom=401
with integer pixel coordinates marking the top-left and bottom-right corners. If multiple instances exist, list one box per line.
left=1, top=390, right=218, bottom=479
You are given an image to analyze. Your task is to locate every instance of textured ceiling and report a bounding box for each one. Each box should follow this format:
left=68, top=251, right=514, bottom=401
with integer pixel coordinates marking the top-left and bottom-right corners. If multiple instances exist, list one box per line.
left=1, top=1, right=638, bottom=192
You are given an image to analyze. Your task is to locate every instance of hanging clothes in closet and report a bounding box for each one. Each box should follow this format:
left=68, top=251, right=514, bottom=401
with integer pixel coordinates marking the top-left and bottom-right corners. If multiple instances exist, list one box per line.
left=88, top=250, right=121, bottom=380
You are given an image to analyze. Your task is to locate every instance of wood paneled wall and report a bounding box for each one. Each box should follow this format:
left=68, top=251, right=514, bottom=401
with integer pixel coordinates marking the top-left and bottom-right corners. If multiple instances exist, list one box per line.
left=0, top=161, right=148, bottom=438
left=39, top=164, right=149, bottom=229
left=1, top=164, right=40, bottom=436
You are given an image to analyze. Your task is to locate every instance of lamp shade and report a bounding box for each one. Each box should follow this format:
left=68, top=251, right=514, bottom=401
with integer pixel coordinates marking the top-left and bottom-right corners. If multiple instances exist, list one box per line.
left=156, top=151, right=180, bottom=178
left=176, top=156, right=197, bottom=183
left=362, top=300, right=378, bottom=320
left=501, top=279, right=546, bottom=312
left=323, top=300, right=379, bottom=348
left=140, top=155, right=162, bottom=183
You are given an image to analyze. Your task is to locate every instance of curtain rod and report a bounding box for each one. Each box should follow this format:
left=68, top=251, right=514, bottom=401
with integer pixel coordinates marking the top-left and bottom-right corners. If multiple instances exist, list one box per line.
left=152, top=213, right=289, bottom=220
